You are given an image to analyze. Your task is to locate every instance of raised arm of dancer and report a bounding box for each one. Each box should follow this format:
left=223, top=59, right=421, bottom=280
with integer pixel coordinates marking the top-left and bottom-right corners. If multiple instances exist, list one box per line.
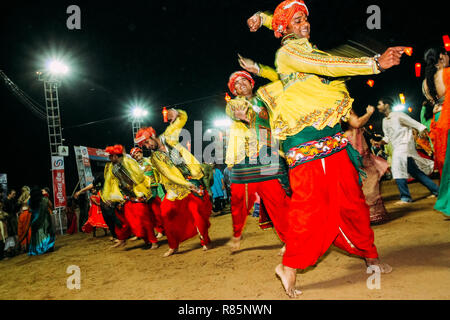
left=74, top=183, right=94, bottom=199
left=163, top=109, right=187, bottom=146
left=247, top=11, right=273, bottom=32
left=345, top=105, right=375, bottom=129
left=238, top=54, right=279, bottom=82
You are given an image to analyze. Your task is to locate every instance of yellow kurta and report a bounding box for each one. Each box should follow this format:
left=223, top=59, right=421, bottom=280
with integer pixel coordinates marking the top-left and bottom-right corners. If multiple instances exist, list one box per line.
left=226, top=65, right=279, bottom=166
left=101, top=155, right=151, bottom=203
left=149, top=109, right=204, bottom=200
left=256, top=31, right=379, bottom=140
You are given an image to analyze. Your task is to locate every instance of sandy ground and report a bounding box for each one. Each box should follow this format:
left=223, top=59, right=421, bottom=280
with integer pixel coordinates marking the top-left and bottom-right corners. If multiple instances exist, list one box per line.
left=0, top=179, right=449, bottom=300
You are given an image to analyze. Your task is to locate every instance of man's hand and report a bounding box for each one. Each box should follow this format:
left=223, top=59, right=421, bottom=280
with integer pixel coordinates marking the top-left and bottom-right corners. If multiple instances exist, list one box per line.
left=433, top=104, right=442, bottom=114
left=234, top=106, right=249, bottom=123
left=377, top=47, right=406, bottom=70
left=247, top=13, right=262, bottom=32
left=238, top=54, right=259, bottom=75
left=74, top=191, right=80, bottom=199
left=167, top=108, right=179, bottom=124
left=366, top=105, right=375, bottom=115
left=419, top=129, right=429, bottom=139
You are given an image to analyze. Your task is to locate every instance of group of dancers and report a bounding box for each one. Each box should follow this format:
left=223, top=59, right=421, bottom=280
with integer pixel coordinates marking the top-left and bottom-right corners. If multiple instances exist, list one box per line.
left=74, top=0, right=449, bottom=298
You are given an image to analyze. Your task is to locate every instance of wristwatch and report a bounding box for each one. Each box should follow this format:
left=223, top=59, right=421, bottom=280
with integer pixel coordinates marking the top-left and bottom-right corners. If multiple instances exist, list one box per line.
left=373, top=54, right=385, bottom=72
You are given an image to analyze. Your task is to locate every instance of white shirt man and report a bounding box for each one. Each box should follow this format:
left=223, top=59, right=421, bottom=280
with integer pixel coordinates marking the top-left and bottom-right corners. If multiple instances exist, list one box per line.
left=377, top=99, right=439, bottom=203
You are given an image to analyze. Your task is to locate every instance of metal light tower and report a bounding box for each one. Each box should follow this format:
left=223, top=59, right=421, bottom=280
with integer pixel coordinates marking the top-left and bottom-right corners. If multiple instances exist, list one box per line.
left=131, top=106, right=148, bottom=146
left=37, top=60, right=69, bottom=235
left=37, top=60, right=68, bottom=156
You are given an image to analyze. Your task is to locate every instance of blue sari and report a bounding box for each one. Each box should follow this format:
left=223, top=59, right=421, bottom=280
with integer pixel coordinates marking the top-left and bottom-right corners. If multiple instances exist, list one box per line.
left=29, top=197, right=55, bottom=255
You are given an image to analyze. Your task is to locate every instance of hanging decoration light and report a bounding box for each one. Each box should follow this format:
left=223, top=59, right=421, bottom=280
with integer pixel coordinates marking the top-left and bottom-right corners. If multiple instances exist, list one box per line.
left=443, top=35, right=450, bottom=51
left=415, top=63, right=422, bottom=77
left=366, top=79, right=375, bottom=87
left=162, top=107, right=168, bottom=123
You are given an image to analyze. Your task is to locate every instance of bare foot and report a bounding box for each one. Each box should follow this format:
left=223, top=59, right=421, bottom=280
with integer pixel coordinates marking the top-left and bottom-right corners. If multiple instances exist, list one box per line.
left=227, top=236, right=241, bottom=252
left=130, top=236, right=139, bottom=241
left=365, top=258, right=393, bottom=274
left=109, top=237, right=115, bottom=241
left=275, top=264, right=302, bottom=298
left=156, top=232, right=163, bottom=239
left=111, top=240, right=126, bottom=248
left=150, top=242, right=159, bottom=250
left=163, top=248, right=178, bottom=257
left=278, top=245, right=286, bottom=256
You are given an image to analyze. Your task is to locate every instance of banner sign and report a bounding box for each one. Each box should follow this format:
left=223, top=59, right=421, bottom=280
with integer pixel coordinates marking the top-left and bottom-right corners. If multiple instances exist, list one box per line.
left=51, top=156, right=67, bottom=208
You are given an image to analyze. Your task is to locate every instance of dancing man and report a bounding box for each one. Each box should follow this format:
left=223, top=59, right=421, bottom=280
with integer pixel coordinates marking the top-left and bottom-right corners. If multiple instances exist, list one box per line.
left=247, top=0, right=403, bottom=297
left=130, top=146, right=165, bottom=239
left=134, top=108, right=212, bottom=257
left=102, top=144, right=159, bottom=250
left=225, top=69, right=290, bottom=253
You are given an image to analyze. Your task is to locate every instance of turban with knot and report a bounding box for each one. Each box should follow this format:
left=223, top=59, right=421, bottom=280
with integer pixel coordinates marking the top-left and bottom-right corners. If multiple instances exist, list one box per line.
left=272, top=0, right=309, bottom=38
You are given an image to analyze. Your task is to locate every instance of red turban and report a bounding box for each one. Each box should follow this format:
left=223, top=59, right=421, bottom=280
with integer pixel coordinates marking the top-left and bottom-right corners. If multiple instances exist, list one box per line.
left=134, top=127, right=156, bottom=146
left=105, top=144, right=124, bottom=156
left=227, top=71, right=255, bottom=96
left=130, top=147, right=142, bottom=157
left=272, top=0, right=309, bottom=38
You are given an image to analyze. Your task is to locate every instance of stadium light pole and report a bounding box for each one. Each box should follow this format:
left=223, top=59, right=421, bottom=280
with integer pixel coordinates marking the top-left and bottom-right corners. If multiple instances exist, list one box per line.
left=131, top=106, right=148, bottom=146
left=37, top=59, right=70, bottom=235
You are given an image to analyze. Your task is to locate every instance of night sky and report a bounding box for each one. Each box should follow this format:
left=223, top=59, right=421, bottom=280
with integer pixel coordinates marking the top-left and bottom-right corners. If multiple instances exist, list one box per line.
left=1, top=0, right=448, bottom=195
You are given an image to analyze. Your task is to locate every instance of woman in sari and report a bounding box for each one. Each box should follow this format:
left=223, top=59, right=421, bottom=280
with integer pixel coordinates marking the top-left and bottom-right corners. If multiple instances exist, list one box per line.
left=423, top=46, right=450, bottom=215
left=82, top=188, right=108, bottom=237
left=344, top=106, right=390, bottom=224
left=28, top=187, right=55, bottom=255
left=16, top=186, right=32, bottom=252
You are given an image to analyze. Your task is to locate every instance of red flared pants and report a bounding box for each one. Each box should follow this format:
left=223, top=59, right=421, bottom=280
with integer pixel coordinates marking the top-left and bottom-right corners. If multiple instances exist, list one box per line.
left=282, top=149, right=379, bottom=269
left=230, top=179, right=290, bottom=241
left=150, top=197, right=164, bottom=235
left=160, top=193, right=211, bottom=250
left=115, top=201, right=158, bottom=244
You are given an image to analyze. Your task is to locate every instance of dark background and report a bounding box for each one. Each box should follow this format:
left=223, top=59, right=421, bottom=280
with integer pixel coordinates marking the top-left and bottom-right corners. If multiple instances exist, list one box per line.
left=0, top=0, right=448, bottom=195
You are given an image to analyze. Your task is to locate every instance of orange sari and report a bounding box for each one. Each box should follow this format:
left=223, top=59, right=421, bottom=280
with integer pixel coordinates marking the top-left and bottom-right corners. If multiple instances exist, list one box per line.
left=17, top=209, right=32, bottom=248
left=430, top=68, right=450, bottom=178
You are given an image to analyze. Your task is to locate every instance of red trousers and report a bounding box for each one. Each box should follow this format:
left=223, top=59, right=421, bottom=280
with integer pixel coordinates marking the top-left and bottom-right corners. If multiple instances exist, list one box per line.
left=282, top=150, right=379, bottom=270
left=160, top=193, right=211, bottom=249
left=150, top=197, right=164, bottom=235
left=115, top=201, right=158, bottom=244
left=230, top=179, right=290, bottom=241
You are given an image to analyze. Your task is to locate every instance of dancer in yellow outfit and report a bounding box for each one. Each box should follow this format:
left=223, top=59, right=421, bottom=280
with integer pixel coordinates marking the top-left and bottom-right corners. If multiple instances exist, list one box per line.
left=135, top=108, right=212, bottom=257
left=102, top=145, right=159, bottom=249
left=247, top=0, right=405, bottom=297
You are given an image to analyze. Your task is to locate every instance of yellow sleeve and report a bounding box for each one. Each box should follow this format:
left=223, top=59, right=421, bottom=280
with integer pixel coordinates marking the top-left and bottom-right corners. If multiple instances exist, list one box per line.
left=122, top=156, right=145, bottom=184
left=258, top=64, right=279, bottom=82
left=151, top=152, right=191, bottom=187
left=101, top=163, right=123, bottom=202
left=260, top=12, right=273, bottom=30
left=277, top=41, right=380, bottom=77
left=163, top=109, right=187, bottom=147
